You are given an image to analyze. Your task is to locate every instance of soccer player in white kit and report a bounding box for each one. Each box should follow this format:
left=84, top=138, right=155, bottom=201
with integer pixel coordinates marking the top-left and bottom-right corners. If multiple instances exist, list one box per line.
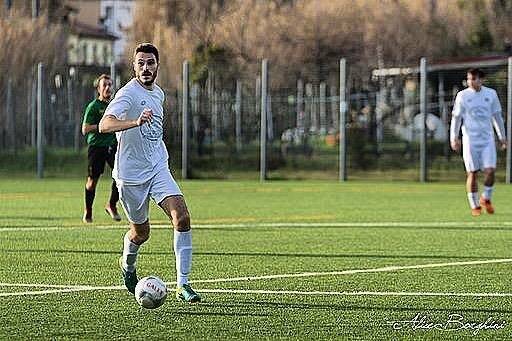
left=450, top=68, right=507, bottom=216
left=99, top=43, right=200, bottom=303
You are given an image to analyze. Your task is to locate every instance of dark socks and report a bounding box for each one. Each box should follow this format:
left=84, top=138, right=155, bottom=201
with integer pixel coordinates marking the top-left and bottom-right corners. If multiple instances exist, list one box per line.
left=85, top=187, right=96, bottom=211
left=109, top=181, right=119, bottom=208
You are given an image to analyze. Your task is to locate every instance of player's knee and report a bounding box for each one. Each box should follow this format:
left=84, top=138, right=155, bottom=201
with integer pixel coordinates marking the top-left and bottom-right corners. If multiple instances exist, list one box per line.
left=130, top=221, right=150, bottom=244
left=132, top=230, right=150, bottom=244
left=174, top=212, right=190, bottom=231
left=86, top=178, right=98, bottom=190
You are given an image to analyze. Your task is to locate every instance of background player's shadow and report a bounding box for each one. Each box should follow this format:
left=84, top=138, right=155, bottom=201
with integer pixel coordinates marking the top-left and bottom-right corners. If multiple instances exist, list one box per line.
left=0, top=215, right=71, bottom=221
left=207, top=300, right=512, bottom=315
left=195, top=251, right=491, bottom=260
left=1, top=249, right=493, bottom=260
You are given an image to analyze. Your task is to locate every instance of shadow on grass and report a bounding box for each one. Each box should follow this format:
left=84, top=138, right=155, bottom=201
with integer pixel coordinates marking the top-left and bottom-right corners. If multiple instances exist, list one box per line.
left=173, top=310, right=270, bottom=317
left=0, top=216, right=71, bottom=221
left=0, top=249, right=499, bottom=261
left=2, top=223, right=512, bottom=232
left=204, top=300, right=512, bottom=315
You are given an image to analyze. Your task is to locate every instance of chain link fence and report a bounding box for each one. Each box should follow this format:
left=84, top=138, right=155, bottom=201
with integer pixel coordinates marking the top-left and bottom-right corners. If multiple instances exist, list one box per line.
left=370, top=59, right=509, bottom=181
left=0, top=64, right=114, bottom=152
left=2, top=57, right=511, bottom=181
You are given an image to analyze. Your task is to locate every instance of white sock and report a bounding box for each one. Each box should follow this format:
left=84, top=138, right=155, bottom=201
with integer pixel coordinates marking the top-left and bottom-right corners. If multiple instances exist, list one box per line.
left=174, top=230, right=192, bottom=286
left=122, top=232, right=140, bottom=273
left=467, top=192, right=479, bottom=209
left=482, top=186, right=494, bottom=201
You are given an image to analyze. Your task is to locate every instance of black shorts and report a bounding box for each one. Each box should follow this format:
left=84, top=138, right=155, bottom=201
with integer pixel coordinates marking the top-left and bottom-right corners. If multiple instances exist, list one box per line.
left=87, top=145, right=117, bottom=179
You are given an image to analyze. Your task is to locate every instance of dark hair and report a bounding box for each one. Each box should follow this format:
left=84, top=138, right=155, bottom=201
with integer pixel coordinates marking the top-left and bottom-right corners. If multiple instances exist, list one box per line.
left=134, top=43, right=159, bottom=63
left=467, top=68, right=485, bottom=78
left=93, top=74, right=111, bottom=88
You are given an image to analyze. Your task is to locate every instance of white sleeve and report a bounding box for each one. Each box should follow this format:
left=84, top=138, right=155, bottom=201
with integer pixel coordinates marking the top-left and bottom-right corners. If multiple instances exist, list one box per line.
left=491, top=92, right=506, bottom=140
left=104, top=89, right=132, bottom=120
left=159, top=86, right=165, bottom=105
left=450, top=92, right=463, bottom=142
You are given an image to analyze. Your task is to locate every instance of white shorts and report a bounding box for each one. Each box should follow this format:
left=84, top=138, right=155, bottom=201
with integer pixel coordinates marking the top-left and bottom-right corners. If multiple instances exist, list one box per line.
left=462, top=141, right=496, bottom=172
left=117, top=169, right=182, bottom=224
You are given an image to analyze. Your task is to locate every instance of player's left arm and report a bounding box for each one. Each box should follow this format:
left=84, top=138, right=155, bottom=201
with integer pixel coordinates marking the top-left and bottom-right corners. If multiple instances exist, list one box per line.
left=491, top=91, right=507, bottom=150
left=82, top=123, right=98, bottom=135
left=82, top=102, right=98, bottom=135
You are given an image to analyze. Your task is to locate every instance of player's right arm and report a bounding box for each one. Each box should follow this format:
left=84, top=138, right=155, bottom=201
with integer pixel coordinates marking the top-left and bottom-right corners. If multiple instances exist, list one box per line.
left=98, top=90, right=153, bottom=133
left=450, top=92, right=464, bottom=152
left=99, top=111, right=152, bottom=133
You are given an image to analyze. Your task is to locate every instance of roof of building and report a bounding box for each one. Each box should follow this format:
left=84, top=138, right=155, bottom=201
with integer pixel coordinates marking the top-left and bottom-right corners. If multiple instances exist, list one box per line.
left=372, top=54, right=511, bottom=77
left=69, top=20, right=118, bottom=41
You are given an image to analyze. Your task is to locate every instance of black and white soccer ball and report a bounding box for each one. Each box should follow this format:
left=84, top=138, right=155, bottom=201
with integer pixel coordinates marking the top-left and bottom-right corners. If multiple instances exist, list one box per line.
left=134, top=276, right=168, bottom=309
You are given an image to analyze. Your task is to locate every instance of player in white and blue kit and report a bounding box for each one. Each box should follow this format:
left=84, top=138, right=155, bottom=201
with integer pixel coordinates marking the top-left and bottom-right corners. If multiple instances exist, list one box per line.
left=99, top=43, right=200, bottom=303
left=450, top=68, right=507, bottom=216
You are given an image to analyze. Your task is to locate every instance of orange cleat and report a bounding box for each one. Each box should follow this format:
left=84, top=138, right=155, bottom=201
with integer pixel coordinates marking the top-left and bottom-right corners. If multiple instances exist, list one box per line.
left=471, top=207, right=482, bottom=216
left=479, top=197, right=494, bottom=214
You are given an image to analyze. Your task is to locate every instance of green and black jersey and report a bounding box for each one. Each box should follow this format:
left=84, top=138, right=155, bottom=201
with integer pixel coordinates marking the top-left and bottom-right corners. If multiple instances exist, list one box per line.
left=82, top=98, right=117, bottom=147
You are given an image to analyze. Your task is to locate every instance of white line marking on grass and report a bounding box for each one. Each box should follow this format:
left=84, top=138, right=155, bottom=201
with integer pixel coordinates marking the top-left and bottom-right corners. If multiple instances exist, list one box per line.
left=187, top=258, right=512, bottom=284
left=0, top=227, right=73, bottom=232
left=3, top=221, right=512, bottom=232
left=3, top=287, right=512, bottom=298
left=190, top=222, right=512, bottom=228
left=0, top=288, right=89, bottom=297
left=2, top=258, right=512, bottom=297
left=0, top=283, right=85, bottom=288
left=197, top=289, right=512, bottom=298
left=0, top=285, right=125, bottom=297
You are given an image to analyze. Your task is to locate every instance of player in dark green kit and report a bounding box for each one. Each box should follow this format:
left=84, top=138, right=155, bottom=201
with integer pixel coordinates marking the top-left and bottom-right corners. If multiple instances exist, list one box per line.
left=82, top=74, right=122, bottom=223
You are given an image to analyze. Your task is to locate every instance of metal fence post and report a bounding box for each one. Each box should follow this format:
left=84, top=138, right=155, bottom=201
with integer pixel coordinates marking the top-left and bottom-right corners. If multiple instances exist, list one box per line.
left=296, top=79, right=304, bottom=129
left=420, top=57, right=427, bottom=182
left=6, top=77, right=15, bottom=151
left=37, top=62, right=44, bottom=179
left=305, top=83, right=313, bottom=133
left=32, top=0, right=39, bottom=18
left=260, top=59, right=268, bottom=182
left=438, top=73, right=449, bottom=158
left=182, top=60, right=189, bottom=179
left=67, top=73, right=78, bottom=152
left=319, top=82, right=326, bottom=134
left=235, top=79, right=242, bottom=152
left=31, top=71, right=37, bottom=148
left=110, top=61, right=116, bottom=92
left=339, top=58, right=347, bottom=182
left=507, top=57, right=512, bottom=184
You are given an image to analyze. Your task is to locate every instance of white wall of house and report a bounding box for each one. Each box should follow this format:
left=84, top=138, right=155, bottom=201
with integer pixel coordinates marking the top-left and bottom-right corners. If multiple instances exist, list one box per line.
left=100, top=0, right=135, bottom=63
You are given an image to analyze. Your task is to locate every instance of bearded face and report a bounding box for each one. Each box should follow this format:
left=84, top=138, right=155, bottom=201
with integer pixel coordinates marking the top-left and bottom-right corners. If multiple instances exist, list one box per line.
left=134, top=52, right=159, bottom=87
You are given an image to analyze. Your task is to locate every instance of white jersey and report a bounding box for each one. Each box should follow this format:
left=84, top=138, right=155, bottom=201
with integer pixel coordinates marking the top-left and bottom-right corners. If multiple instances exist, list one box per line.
left=104, top=78, right=168, bottom=185
left=450, top=86, right=505, bottom=145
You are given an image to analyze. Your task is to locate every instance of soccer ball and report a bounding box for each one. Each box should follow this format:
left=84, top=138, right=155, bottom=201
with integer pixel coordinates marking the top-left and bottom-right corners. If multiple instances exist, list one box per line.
left=134, top=276, right=168, bottom=309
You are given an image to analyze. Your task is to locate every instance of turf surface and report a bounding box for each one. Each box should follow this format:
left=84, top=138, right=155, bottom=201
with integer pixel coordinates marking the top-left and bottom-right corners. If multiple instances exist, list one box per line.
left=1, top=178, right=512, bottom=340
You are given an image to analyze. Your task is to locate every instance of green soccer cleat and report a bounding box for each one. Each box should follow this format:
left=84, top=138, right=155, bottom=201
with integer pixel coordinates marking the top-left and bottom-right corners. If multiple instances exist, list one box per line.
left=118, top=257, right=138, bottom=294
left=176, top=284, right=201, bottom=303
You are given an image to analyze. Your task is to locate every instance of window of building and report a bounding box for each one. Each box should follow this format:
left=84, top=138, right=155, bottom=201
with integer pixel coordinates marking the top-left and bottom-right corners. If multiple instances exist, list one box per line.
left=105, top=6, right=112, bottom=19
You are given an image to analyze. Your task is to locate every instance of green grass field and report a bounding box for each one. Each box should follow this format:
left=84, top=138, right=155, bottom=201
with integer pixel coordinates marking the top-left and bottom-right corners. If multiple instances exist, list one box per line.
left=2, top=178, right=512, bottom=340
